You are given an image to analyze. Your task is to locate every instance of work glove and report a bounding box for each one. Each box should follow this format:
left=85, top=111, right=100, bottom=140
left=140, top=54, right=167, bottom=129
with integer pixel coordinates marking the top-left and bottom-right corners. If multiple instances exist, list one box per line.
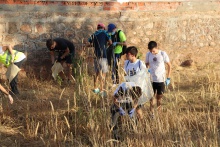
left=128, top=108, right=135, bottom=118
left=165, top=78, right=171, bottom=86
left=8, top=94, right=13, bottom=104
left=118, top=107, right=126, bottom=116
left=112, top=42, right=118, bottom=47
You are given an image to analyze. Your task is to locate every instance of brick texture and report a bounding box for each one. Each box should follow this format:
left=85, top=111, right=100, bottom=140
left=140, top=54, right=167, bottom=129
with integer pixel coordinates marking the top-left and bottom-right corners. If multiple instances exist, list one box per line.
left=0, top=1, right=189, bottom=11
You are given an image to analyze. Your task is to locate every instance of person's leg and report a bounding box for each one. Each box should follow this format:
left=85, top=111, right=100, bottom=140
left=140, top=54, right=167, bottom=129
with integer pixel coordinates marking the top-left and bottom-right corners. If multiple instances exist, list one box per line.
left=156, top=82, right=165, bottom=113
left=10, top=75, right=19, bottom=95
left=110, top=104, right=121, bottom=140
left=93, top=72, right=99, bottom=88
left=112, top=53, right=120, bottom=84
left=115, top=54, right=120, bottom=84
left=66, top=63, right=73, bottom=81
left=93, top=58, right=100, bottom=92
left=111, top=104, right=120, bottom=127
left=10, top=59, right=25, bottom=95
left=65, top=54, right=73, bottom=81
left=150, top=82, right=158, bottom=117
left=156, top=94, right=163, bottom=112
left=106, top=46, right=113, bottom=68
left=57, top=54, right=67, bottom=82
left=136, top=107, right=143, bottom=120
left=100, top=58, right=108, bottom=91
left=59, top=61, right=67, bottom=81
left=150, top=98, right=154, bottom=113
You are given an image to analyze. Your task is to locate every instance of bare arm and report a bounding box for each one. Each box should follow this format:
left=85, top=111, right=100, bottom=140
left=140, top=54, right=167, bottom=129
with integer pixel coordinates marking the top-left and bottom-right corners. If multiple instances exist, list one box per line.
left=108, top=39, right=112, bottom=46
left=117, top=41, right=126, bottom=46
left=60, top=48, right=70, bottom=59
left=5, top=45, right=15, bottom=63
left=146, top=63, right=150, bottom=68
left=0, top=84, right=9, bottom=95
left=166, top=62, right=172, bottom=78
left=50, top=51, right=55, bottom=64
left=7, top=45, right=14, bottom=55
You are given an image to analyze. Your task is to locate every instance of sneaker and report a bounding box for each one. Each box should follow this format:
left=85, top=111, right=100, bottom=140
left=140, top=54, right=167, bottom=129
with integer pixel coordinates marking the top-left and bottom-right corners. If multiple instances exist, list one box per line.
left=92, top=88, right=100, bottom=94
left=112, top=84, right=117, bottom=88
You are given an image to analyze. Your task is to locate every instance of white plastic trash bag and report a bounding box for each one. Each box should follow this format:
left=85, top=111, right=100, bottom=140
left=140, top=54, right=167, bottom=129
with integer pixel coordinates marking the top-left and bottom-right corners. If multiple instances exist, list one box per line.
left=51, top=62, right=63, bottom=80
left=6, top=64, right=21, bottom=83
left=124, top=69, right=154, bottom=105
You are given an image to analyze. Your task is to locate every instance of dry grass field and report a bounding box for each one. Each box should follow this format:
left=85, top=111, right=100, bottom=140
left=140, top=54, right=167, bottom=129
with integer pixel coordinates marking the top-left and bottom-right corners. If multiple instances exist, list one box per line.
left=0, top=47, right=219, bottom=147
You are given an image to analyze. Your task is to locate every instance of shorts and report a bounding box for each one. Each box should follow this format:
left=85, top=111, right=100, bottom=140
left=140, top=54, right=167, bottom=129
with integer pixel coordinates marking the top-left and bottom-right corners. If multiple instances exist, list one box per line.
left=58, top=54, right=73, bottom=64
left=94, top=58, right=108, bottom=73
left=152, top=82, right=165, bottom=95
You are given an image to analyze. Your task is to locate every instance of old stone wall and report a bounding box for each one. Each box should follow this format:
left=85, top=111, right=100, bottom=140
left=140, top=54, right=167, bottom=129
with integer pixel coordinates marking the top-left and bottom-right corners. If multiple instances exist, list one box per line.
left=0, top=0, right=220, bottom=77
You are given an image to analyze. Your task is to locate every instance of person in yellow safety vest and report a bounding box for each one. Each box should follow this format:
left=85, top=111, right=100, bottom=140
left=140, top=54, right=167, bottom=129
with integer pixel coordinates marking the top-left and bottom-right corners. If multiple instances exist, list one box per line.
left=0, top=45, right=26, bottom=95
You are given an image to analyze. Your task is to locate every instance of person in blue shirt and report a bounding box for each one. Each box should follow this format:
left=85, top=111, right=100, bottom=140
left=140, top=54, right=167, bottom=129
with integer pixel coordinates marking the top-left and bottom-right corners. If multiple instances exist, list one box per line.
left=87, top=23, right=112, bottom=94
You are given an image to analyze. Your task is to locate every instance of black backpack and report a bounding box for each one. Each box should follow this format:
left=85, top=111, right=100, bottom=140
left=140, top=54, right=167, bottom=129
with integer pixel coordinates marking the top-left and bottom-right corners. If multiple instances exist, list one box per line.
left=117, top=30, right=127, bottom=55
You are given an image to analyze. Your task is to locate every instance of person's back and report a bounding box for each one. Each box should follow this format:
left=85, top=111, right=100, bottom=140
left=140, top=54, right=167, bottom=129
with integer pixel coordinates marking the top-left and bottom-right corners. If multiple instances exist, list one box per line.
left=89, top=30, right=110, bottom=58
left=87, top=23, right=112, bottom=94
left=53, top=38, right=75, bottom=54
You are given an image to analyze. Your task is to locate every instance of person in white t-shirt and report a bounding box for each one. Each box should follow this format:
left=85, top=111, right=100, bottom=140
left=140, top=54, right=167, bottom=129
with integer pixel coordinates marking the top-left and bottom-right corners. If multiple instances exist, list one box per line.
left=124, top=46, right=147, bottom=119
left=145, top=41, right=171, bottom=117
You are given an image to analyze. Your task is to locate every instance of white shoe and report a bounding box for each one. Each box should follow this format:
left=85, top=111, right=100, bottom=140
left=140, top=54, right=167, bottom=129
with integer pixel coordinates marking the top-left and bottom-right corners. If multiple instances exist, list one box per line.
left=112, top=84, right=117, bottom=88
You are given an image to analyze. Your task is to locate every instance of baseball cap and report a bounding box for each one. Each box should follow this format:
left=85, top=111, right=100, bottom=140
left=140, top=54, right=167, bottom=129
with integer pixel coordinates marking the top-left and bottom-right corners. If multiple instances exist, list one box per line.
left=97, top=23, right=105, bottom=29
left=108, top=23, right=116, bottom=32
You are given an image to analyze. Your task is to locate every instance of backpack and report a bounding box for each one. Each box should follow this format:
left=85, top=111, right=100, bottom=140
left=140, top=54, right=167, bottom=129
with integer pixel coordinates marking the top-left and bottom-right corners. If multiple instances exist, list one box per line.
left=125, top=60, right=141, bottom=74
left=117, top=30, right=127, bottom=55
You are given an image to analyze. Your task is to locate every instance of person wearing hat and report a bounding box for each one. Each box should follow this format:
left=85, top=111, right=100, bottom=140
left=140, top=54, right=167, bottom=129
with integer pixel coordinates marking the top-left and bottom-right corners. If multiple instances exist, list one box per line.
left=87, top=23, right=112, bottom=95
left=0, top=45, right=26, bottom=95
left=46, top=38, right=75, bottom=86
left=107, top=23, right=127, bottom=85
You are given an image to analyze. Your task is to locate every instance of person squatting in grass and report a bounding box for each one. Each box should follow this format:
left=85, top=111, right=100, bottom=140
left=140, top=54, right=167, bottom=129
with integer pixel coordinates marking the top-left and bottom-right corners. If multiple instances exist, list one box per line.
left=145, top=41, right=172, bottom=118
left=124, top=46, right=147, bottom=120
left=46, top=38, right=75, bottom=85
left=110, top=82, right=142, bottom=140
left=87, top=23, right=112, bottom=94
left=107, top=23, right=127, bottom=85
left=0, top=45, right=26, bottom=96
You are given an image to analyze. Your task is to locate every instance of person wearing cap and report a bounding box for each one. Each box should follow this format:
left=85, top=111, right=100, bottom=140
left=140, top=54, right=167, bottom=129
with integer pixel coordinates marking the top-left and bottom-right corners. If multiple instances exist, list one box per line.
left=145, top=41, right=171, bottom=118
left=0, top=45, right=26, bottom=95
left=107, top=23, right=127, bottom=85
left=46, top=38, right=75, bottom=86
left=87, top=23, right=112, bottom=94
